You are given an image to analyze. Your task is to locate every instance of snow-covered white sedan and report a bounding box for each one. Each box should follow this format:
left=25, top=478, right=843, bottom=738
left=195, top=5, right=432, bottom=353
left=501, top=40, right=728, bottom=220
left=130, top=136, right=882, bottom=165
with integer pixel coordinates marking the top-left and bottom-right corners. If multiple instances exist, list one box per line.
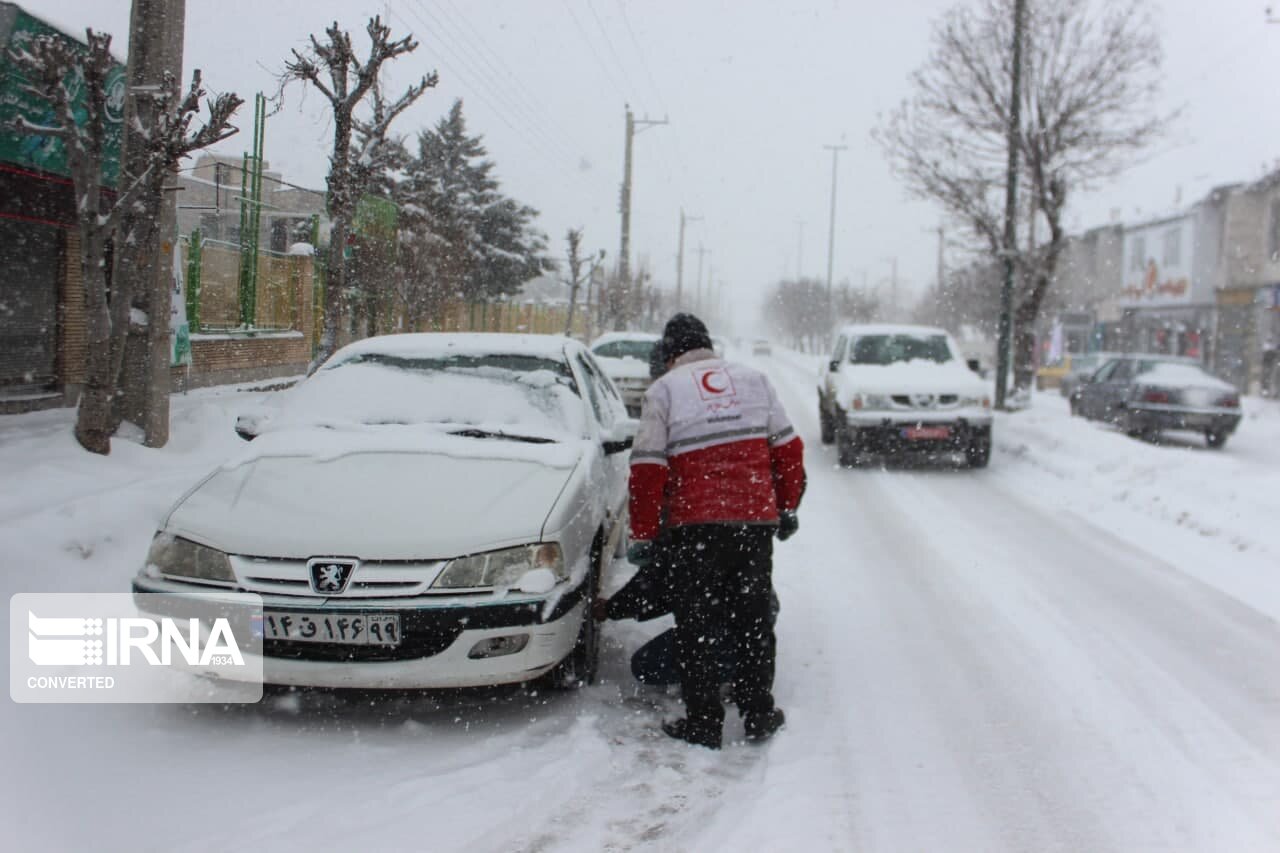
left=818, top=324, right=994, bottom=468
left=589, top=331, right=662, bottom=416
left=133, top=334, right=636, bottom=690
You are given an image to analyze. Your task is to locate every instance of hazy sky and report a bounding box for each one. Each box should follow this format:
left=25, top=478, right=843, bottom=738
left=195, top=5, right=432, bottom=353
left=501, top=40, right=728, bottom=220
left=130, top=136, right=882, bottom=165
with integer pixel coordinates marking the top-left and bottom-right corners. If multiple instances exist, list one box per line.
left=18, top=0, right=1280, bottom=334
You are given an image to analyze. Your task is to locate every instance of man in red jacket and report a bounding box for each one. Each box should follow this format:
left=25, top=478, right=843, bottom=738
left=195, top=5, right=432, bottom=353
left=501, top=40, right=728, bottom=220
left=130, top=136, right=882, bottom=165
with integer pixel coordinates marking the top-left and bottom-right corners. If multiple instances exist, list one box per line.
left=628, top=314, right=805, bottom=749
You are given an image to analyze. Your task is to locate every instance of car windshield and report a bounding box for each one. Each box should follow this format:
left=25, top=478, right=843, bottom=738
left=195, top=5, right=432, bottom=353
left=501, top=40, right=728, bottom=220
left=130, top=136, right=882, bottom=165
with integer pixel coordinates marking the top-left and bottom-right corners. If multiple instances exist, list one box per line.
left=592, top=339, right=657, bottom=360
left=849, top=334, right=954, bottom=365
left=276, top=352, right=583, bottom=438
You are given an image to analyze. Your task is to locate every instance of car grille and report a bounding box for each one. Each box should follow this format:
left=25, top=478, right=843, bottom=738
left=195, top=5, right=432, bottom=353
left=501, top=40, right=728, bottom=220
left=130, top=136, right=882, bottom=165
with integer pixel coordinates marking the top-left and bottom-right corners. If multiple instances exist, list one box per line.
left=890, top=394, right=960, bottom=409
left=233, top=557, right=444, bottom=599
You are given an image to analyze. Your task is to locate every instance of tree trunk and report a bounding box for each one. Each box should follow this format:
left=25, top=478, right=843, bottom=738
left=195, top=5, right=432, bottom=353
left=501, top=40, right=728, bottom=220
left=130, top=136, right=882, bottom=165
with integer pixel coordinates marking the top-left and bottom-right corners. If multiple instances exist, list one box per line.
left=74, top=234, right=115, bottom=455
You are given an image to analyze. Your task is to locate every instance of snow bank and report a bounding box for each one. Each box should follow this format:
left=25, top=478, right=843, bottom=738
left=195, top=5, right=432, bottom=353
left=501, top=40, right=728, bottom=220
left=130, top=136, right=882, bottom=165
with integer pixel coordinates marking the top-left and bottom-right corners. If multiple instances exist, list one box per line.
left=996, top=394, right=1280, bottom=619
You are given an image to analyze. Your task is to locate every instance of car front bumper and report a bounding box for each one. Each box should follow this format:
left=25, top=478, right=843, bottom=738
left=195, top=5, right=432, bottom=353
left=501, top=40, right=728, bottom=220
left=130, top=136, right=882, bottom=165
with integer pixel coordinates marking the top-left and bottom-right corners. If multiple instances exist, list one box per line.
left=843, top=411, right=993, bottom=453
left=1125, top=404, right=1241, bottom=434
left=132, top=576, right=586, bottom=689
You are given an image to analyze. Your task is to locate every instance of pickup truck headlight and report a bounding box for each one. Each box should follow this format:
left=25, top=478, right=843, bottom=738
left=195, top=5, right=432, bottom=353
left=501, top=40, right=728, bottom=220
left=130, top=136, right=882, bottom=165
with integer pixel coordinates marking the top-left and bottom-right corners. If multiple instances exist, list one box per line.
left=851, top=393, right=891, bottom=411
left=433, top=543, right=566, bottom=589
left=146, top=533, right=235, bottom=582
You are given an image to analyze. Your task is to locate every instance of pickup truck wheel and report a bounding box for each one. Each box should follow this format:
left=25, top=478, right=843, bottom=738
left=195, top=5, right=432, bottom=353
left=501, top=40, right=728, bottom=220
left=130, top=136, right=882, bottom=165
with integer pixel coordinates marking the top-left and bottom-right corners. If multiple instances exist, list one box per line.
left=965, top=439, right=991, bottom=469
left=835, top=414, right=860, bottom=467
left=819, top=399, right=835, bottom=445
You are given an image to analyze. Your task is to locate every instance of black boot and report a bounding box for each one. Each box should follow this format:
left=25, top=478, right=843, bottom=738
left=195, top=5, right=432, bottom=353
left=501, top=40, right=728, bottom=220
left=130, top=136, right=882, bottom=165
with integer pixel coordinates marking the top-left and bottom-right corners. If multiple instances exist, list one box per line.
left=662, top=718, right=722, bottom=750
left=743, top=708, right=785, bottom=742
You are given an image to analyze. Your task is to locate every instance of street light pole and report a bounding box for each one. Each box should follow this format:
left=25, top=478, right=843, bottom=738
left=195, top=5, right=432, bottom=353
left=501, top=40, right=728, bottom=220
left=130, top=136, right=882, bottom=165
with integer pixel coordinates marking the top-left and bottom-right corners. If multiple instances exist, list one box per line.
left=823, top=143, right=847, bottom=304
left=676, top=208, right=701, bottom=310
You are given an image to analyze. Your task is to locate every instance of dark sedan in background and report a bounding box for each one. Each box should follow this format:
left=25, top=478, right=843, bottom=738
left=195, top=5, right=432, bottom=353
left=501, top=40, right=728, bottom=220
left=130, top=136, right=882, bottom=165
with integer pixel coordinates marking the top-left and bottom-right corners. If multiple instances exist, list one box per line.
left=1069, top=355, right=1242, bottom=448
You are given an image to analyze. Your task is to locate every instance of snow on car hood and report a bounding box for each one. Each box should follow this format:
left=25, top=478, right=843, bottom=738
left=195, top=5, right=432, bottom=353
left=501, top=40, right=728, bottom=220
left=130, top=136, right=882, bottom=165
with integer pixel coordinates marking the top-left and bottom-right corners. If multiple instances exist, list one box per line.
left=164, top=427, right=584, bottom=561
left=594, top=355, right=651, bottom=381
left=838, top=359, right=989, bottom=395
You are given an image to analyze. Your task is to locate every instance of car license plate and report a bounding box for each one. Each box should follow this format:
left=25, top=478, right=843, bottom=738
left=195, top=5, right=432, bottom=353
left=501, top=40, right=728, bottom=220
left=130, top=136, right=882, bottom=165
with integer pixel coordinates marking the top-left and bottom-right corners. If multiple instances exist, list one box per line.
left=262, top=612, right=400, bottom=646
left=902, top=426, right=951, bottom=440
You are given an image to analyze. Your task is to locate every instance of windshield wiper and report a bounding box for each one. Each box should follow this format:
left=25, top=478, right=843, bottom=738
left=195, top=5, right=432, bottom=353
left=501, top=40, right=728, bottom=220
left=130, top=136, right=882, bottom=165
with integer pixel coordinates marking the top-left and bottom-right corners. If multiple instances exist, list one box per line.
left=449, top=428, right=557, bottom=444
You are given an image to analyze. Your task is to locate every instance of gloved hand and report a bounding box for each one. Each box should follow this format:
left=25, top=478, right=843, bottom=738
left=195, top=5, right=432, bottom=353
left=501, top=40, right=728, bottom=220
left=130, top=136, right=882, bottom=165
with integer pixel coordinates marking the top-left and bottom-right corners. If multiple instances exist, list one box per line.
left=776, top=511, right=799, bottom=541
left=626, top=540, right=654, bottom=567
left=591, top=596, right=611, bottom=622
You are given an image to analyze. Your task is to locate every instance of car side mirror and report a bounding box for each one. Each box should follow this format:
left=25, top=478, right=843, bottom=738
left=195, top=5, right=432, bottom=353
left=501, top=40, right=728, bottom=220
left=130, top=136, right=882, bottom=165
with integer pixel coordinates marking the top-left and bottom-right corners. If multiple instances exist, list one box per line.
left=828, top=360, right=840, bottom=372
left=966, top=359, right=981, bottom=374
left=602, top=417, right=639, bottom=455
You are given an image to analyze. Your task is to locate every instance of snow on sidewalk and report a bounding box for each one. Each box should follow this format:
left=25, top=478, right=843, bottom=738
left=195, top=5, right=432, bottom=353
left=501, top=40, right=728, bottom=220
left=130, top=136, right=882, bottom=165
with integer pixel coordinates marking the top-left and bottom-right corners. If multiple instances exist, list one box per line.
left=994, top=392, right=1280, bottom=620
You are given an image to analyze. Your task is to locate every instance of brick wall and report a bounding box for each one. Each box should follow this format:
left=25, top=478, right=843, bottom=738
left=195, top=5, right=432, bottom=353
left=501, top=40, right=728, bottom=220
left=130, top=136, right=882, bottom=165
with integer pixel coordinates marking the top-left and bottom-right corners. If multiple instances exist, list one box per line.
left=58, top=228, right=87, bottom=392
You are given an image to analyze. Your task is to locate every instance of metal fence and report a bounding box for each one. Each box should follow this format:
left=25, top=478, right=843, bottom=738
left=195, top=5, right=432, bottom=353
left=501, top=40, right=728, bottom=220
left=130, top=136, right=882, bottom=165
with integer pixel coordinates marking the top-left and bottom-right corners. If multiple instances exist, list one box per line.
left=183, top=235, right=305, bottom=332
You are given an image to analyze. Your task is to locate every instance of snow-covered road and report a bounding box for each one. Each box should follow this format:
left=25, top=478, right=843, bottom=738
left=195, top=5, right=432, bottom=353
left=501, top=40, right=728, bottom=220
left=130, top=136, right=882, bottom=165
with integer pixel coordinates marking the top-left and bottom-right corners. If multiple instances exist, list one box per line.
left=3, top=358, right=1279, bottom=851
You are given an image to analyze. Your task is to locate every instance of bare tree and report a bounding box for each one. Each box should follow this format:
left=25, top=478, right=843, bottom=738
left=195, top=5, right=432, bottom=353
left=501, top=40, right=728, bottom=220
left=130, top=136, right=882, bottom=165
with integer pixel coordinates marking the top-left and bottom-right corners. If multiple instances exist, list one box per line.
left=876, top=0, right=1168, bottom=389
left=283, top=16, right=435, bottom=369
left=561, top=229, right=605, bottom=337
left=8, top=30, right=241, bottom=453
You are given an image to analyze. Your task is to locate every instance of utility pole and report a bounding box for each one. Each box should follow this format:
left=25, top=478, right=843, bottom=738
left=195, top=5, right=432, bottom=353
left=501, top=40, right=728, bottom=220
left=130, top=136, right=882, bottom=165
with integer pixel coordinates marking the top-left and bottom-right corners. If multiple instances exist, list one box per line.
left=121, top=0, right=187, bottom=447
left=995, top=0, right=1026, bottom=410
left=675, top=208, right=701, bottom=310
left=935, top=225, right=946, bottom=292
left=891, top=257, right=898, bottom=321
left=823, top=143, right=847, bottom=304
left=795, top=218, right=806, bottom=279
left=692, top=243, right=709, bottom=316
left=618, top=105, right=668, bottom=291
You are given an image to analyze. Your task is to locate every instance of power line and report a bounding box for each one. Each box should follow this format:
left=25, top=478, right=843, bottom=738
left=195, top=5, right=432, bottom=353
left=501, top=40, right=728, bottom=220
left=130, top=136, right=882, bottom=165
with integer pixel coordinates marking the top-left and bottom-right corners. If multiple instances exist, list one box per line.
left=403, top=1, right=574, bottom=167
left=559, top=0, right=630, bottom=103
left=586, top=0, right=645, bottom=113
left=417, top=0, right=584, bottom=162
left=392, top=5, right=581, bottom=186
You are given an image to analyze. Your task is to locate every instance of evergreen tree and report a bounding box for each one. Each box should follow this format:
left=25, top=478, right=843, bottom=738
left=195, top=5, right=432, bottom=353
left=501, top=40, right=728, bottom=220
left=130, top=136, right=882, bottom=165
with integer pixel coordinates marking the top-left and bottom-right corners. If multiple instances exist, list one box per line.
left=401, top=99, right=550, bottom=306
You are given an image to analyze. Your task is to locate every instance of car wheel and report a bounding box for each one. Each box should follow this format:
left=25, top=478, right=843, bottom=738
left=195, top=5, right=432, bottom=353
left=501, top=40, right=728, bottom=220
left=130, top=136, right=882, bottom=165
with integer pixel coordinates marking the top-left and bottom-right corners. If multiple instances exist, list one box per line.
left=835, top=414, right=859, bottom=467
left=965, top=439, right=991, bottom=469
left=547, top=538, right=602, bottom=690
left=1205, top=429, right=1229, bottom=449
left=1068, top=395, right=1080, bottom=417
left=819, top=400, right=835, bottom=445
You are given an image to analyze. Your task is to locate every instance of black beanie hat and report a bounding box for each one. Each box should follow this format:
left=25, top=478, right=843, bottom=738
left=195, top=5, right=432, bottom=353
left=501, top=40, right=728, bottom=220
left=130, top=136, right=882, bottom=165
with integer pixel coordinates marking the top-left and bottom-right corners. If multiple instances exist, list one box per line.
left=661, top=313, right=713, bottom=361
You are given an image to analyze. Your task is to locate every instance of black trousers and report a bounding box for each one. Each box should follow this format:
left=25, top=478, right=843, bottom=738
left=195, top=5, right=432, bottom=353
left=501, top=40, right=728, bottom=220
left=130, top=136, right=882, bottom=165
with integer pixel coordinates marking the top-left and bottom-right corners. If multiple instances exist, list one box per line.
left=666, top=524, right=777, bottom=730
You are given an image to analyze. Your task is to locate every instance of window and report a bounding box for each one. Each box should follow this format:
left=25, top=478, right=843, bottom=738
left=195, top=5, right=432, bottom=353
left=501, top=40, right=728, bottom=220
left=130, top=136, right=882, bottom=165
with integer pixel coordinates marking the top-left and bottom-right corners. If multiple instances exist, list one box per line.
left=1110, top=360, right=1136, bottom=382
left=1092, top=359, right=1120, bottom=383
left=1130, top=236, right=1146, bottom=272
left=592, top=339, right=656, bottom=360
left=1269, top=199, right=1280, bottom=261
left=575, top=354, right=613, bottom=429
left=849, top=334, right=953, bottom=365
left=1162, top=227, right=1181, bottom=266
left=831, top=335, right=847, bottom=361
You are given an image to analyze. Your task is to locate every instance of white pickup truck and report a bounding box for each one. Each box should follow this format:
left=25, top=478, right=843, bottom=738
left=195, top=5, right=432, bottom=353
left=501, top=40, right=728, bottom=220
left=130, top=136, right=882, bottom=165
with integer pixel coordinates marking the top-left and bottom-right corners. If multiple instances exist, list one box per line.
left=817, top=324, right=994, bottom=468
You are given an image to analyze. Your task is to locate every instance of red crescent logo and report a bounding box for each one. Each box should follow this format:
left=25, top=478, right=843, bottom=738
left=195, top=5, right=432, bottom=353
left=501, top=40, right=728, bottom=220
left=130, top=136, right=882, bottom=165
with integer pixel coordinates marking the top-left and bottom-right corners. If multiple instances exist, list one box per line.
left=701, top=371, right=728, bottom=394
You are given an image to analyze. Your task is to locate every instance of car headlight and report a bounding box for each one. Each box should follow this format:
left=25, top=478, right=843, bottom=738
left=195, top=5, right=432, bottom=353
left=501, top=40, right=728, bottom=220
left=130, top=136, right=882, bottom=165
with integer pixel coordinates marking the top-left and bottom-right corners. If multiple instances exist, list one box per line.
left=960, top=395, right=991, bottom=409
left=851, top=393, right=890, bottom=410
left=432, top=543, right=566, bottom=590
left=146, top=533, right=235, bottom=582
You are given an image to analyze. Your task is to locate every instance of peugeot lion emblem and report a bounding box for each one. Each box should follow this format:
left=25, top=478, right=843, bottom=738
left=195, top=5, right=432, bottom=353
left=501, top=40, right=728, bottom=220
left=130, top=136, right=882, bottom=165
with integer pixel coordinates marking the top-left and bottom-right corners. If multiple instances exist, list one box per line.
left=308, top=559, right=357, bottom=594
